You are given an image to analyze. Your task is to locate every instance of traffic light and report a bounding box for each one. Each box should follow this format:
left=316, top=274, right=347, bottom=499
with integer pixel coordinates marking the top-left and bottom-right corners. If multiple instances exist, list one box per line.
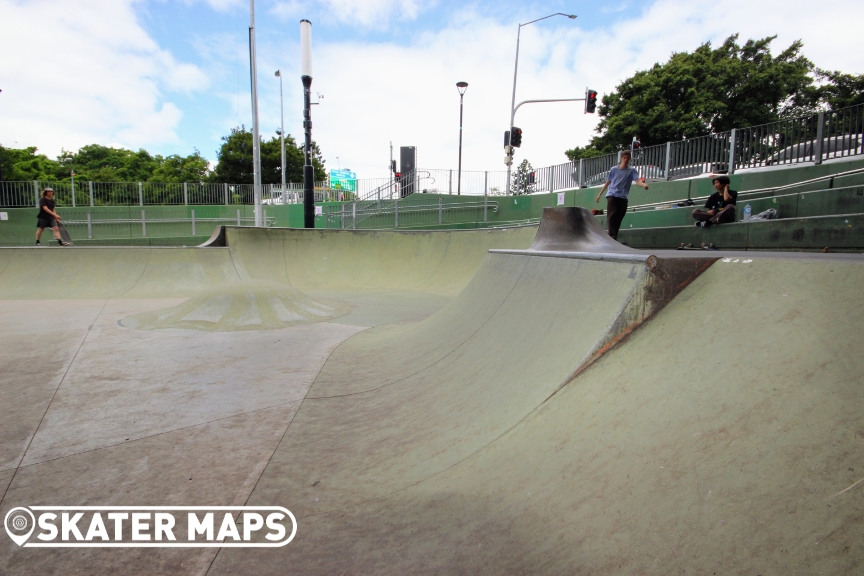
left=510, top=126, right=523, bottom=148
left=585, top=88, right=598, bottom=114
left=528, top=171, right=536, bottom=184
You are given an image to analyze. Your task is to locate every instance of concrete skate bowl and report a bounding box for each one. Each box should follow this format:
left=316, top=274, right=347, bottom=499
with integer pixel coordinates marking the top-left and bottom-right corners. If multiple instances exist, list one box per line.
left=1, top=211, right=864, bottom=575
left=207, top=210, right=864, bottom=574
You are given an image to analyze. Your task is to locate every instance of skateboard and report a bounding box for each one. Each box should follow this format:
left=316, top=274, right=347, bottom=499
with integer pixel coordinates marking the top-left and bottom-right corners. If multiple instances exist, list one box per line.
left=57, top=222, right=74, bottom=245
left=676, top=243, right=718, bottom=251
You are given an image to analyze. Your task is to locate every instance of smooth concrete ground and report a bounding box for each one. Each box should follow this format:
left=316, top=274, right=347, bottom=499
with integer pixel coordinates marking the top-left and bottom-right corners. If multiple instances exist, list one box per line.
left=1, top=224, right=863, bottom=574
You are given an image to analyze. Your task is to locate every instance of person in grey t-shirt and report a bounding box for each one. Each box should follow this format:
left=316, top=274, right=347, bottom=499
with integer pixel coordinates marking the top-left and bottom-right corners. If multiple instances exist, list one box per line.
left=594, top=150, right=649, bottom=240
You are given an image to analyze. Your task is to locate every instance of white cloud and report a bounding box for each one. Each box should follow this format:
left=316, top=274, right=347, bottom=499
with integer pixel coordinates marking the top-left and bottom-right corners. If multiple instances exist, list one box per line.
left=270, top=0, right=427, bottom=26
left=0, top=0, right=208, bottom=156
left=254, top=0, right=861, bottom=181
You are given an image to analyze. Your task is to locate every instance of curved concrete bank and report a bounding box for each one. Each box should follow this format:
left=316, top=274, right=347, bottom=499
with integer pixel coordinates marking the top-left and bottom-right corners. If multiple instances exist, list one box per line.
left=1, top=210, right=863, bottom=575
left=213, top=250, right=864, bottom=575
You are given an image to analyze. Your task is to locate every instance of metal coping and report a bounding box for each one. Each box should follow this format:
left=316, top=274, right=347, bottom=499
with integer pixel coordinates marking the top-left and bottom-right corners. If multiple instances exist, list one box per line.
left=488, top=248, right=654, bottom=265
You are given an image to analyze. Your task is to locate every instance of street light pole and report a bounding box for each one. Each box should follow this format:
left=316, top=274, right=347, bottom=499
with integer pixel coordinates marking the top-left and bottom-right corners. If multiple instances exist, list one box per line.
left=456, top=82, right=468, bottom=195
left=505, top=13, right=576, bottom=195
left=249, top=0, right=263, bottom=226
left=300, top=19, right=315, bottom=228
left=275, top=70, right=287, bottom=204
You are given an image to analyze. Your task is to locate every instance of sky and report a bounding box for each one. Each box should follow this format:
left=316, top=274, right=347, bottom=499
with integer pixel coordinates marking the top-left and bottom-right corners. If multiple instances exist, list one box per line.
left=1, top=0, right=861, bottom=180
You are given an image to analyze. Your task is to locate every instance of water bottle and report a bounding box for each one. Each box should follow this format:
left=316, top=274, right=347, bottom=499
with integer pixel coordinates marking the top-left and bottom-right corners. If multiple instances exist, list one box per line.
left=743, top=204, right=752, bottom=222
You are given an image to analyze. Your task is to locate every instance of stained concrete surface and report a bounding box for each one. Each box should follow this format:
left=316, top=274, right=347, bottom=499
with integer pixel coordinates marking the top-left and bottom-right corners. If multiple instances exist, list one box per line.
left=1, top=221, right=863, bottom=575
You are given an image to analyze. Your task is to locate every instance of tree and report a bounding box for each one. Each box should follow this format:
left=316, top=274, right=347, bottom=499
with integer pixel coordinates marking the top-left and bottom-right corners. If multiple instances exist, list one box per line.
left=510, top=159, right=537, bottom=195
left=567, top=35, right=821, bottom=156
left=149, top=150, right=210, bottom=183
left=0, top=146, right=58, bottom=181
left=814, top=69, right=864, bottom=110
left=209, top=126, right=326, bottom=184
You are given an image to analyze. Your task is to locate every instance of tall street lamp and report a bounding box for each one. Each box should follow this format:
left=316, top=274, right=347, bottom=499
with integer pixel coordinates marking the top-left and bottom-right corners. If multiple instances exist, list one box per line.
left=249, top=0, right=263, bottom=226
left=275, top=70, right=287, bottom=204
left=300, top=19, right=315, bottom=228
left=505, top=13, right=576, bottom=195
left=456, top=81, right=468, bottom=195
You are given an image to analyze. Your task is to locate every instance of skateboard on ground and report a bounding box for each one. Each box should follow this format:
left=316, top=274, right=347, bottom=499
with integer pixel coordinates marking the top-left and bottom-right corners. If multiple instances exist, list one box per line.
left=676, top=243, right=718, bottom=251
left=57, top=222, right=73, bottom=245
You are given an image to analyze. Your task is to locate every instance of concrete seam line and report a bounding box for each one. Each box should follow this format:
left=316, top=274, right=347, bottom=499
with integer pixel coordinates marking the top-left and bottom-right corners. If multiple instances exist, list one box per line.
left=12, top=399, right=305, bottom=471
left=0, top=299, right=109, bottom=509
left=306, top=255, right=531, bottom=400
left=115, top=246, right=154, bottom=299
left=412, top=231, right=452, bottom=291
left=204, top=324, right=368, bottom=574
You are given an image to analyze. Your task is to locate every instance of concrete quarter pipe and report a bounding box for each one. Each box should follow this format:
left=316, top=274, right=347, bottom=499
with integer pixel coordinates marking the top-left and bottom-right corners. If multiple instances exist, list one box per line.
left=1, top=208, right=863, bottom=574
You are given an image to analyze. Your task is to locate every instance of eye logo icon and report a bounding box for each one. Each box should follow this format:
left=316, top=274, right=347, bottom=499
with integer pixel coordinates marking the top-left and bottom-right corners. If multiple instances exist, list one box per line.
left=4, top=507, right=35, bottom=546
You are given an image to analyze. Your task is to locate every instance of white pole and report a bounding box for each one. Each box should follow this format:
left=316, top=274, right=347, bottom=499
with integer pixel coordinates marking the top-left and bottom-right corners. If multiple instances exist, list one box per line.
left=276, top=70, right=287, bottom=203
left=249, top=0, right=263, bottom=226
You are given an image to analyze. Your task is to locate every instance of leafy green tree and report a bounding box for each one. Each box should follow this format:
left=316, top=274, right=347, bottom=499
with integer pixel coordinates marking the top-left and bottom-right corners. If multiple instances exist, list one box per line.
left=814, top=69, right=864, bottom=110
left=567, top=35, right=820, bottom=156
left=0, top=146, right=58, bottom=180
left=209, top=126, right=326, bottom=184
left=510, top=159, right=537, bottom=195
left=149, top=150, right=210, bottom=183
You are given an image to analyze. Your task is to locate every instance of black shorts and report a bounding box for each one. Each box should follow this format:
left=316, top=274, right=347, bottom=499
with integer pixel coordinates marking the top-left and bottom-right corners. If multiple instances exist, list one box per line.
left=37, top=218, right=57, bottom=229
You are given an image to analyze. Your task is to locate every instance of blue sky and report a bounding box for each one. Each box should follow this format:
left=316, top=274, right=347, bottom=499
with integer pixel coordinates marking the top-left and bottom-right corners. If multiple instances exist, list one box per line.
left=1, top=0, right=860, bottom=179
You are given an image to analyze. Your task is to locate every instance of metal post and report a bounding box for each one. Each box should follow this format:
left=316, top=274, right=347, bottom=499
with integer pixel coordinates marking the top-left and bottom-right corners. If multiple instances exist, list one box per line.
left=141, top=210, right=146, bottom=237
left=484, top=171, right=488, bottom=222
left=814, top=111, right=825, bottom=165
left=89, top=181, right=94, bottom=207
left=548, top=165, right=554, bottom=192
left=33, top=180, right=38, bottom=207
left=250, top=1, right=263, bottom=226
left=395, top=198, right=399, bottom=228
left=664, top=142, right=672, bottom=180
left=71, top=171, right=76, bottom=207
left=224, top=183, right=229, bottom=205
left=276, top=70, right=287, bottom=204
left=448, top=169, right=452, bottom=194
left=183, top=182, right=188, bottom=206
left=87, top=212, right=92, bottom=239
left=263, top=208, right=266, bottom=226
left=352, top=202, right=356, bottom=230
left=456, top=83, right=468, bottom=195
left=300, top=20, right=315, bottom=228
left=237, top=209, right=241, bottom=226
left=341, top=204, right=345, bottom=229
left=439, top=197, right=443, bottom=225
left=578, top=159, right=584, bottom=188
left=191, top=210, right=196, bottom=235
left=138, top=182, right=143, bottom=206
left=727, top=129, right=737, bottom=175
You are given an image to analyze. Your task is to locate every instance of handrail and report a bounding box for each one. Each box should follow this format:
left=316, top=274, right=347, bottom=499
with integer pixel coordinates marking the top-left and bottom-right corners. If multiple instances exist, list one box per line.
left=629, top=165, right=864, bottom=212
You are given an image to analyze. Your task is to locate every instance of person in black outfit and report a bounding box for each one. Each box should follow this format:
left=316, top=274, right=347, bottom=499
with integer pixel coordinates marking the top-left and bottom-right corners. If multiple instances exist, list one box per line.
left=692, top=175, right=737, bottom=226
left=36, top=188, right=69, bottom=246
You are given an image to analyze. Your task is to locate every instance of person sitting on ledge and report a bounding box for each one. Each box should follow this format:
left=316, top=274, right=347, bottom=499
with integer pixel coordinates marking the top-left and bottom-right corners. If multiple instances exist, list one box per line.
left=693, top=175, right=737, bottom=227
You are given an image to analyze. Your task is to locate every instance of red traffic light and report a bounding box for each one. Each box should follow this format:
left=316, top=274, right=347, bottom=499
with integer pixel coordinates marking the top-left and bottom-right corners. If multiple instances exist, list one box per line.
left=585, top=89, right=598, bottom=114
left=510, top=126, right=523, bottom=148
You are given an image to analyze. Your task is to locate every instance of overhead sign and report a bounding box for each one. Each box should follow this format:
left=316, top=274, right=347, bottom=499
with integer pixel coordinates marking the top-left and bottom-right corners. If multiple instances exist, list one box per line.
left=330, top=169, right=357, bottom=192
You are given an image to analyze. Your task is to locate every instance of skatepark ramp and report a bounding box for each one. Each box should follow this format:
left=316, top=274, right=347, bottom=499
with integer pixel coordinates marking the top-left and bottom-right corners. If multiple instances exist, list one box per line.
left=1, top=207, right=862, bottom=574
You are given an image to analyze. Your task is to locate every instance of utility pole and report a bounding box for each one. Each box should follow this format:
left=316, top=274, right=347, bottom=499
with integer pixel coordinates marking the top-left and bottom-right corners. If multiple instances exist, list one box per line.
left=300, top=20, right=315, bottom=228
left=249, top=0, right=263, bottom=226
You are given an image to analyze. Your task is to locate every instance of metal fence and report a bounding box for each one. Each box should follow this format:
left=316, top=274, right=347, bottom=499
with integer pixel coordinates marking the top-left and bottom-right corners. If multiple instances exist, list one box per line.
left=324, top=197, right=499, bottom=230
left=60, top=209, right=273, bottom=241
left=3, top=104, right=862, bottom=207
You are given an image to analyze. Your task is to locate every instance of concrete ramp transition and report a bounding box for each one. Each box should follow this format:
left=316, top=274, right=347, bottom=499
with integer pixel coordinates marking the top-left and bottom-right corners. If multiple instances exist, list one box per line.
left=1, top=208, right=862, bottom=575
